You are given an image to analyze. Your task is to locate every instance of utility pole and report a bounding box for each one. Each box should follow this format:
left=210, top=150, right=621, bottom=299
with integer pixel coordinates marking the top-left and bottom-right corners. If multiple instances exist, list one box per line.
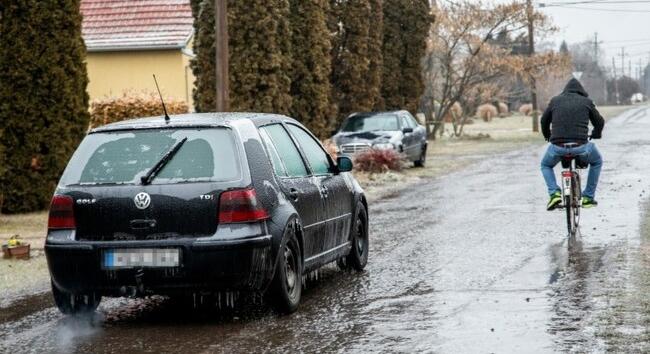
left=214, top=0, right=229, bottom=111
left=619, top=47, right=627, bottom=77
left=594, top=32, right=601, bottom=66
left=526, top=0, right=539, bottom=133
left=612, top=56, right=620, bottom=105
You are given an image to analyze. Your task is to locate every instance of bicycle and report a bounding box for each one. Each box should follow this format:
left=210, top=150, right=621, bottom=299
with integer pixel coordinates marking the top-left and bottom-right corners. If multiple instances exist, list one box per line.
left=557, top=143, right=588, bottom=242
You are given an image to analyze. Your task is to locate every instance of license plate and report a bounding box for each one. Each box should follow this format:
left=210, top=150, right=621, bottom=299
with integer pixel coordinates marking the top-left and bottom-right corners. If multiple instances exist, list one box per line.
left=103, top=248, right=180, bottom=269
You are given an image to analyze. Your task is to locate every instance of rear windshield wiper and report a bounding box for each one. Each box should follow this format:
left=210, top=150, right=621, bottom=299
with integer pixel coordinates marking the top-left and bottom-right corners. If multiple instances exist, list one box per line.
left=141, top=137, right=188, bottom=185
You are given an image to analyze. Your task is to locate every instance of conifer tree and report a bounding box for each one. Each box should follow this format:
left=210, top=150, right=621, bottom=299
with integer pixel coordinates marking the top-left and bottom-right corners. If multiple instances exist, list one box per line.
left=288, top=0, right=335, bottom=138
left=0, top=0, right=90, bottom=213
left=190, top=0, right=216, bottom=112
left=330, top=0, right=373, bottom=122
left=230, top=0, right=292, bottom=113
left=368, top=0, right=384, bottom=110
left=191, top=0, right=293, bottom=114
left=381, top=0, right=432, bottom=114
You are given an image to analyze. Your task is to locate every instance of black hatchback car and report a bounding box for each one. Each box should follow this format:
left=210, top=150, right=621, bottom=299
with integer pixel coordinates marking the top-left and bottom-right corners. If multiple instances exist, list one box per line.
left=45, top=113, right=368, bottom=314
left=331, top=111, right=427, bottom=166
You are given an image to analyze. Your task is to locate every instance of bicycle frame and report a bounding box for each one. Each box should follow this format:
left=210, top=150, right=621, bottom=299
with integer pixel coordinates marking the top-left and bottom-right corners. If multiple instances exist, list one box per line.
left=560, top=157, right=582, bottom=240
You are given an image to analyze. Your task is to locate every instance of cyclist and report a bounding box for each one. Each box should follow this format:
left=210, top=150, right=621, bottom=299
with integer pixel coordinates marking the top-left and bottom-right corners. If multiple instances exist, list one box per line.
left=540, top=78, right=605, bottom=211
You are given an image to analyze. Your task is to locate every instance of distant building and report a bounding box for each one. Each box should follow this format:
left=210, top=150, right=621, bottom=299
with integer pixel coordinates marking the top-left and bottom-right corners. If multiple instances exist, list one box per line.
left=81, top=0, right=195, bottom=107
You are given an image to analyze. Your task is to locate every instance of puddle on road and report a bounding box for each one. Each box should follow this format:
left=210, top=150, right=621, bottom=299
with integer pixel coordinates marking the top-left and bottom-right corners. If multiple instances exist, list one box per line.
left=547, top=203, right=650, bottom=352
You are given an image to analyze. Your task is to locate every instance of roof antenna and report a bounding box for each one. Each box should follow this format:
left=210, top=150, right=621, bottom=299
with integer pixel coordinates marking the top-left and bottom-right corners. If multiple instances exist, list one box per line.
left=153, top=74, right=170, bottom=122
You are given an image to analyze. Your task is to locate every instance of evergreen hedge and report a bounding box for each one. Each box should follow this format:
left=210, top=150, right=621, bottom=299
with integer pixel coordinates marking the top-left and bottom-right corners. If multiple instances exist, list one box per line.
left=289, top=0, right=335, bottom=138
left=0, top=0, right=90, bottom=213
left=381, top=0, right=432, bottom=114
left=330, top=0, right=374, bottom=122
left=191, top=0, right=293, bottom=114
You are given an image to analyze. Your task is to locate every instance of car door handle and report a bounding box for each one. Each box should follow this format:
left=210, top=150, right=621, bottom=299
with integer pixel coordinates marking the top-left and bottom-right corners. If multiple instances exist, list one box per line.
left=320, top=185, right=329, bottom=198
left=289, top=188, right=300, bottom=201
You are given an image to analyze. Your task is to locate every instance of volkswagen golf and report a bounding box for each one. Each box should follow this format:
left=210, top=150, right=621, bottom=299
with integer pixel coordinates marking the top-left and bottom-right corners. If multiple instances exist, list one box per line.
left=45, top=113, right=369, bottom=314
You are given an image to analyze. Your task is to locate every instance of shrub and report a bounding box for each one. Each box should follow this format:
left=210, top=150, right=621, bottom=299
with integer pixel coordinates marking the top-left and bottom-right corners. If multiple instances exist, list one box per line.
left=90, top=92, right=189, bottom=128
left=441, top=102, right=463, bottom=122
left=497, top=102, right=509, bottom=117
left=519, top=103, right=533, bottom=116
left=353, top=148, right=403, bottom=173
left=476, top=104, right=498, bottom=122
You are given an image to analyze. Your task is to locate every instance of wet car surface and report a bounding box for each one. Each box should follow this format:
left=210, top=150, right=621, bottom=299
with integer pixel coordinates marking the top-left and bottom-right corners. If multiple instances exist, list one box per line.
left=45, top=113, right=367, bottom=314
left=3, top=108, right=650, bottom=352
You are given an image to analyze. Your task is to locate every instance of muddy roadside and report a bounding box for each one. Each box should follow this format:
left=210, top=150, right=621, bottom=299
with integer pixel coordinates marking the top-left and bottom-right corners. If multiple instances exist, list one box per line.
left=0, top=106, right=635, bottom=308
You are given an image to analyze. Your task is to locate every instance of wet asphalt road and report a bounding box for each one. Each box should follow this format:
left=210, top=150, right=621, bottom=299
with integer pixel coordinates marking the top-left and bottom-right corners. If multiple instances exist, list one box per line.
left=3, top=108, right=650, bottom=353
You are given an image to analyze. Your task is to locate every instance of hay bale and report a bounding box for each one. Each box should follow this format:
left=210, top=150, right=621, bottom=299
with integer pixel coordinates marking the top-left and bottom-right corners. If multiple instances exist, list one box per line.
left=477, top=104, right=498, bottom=122
left=518, top=103, right=533, bottom=116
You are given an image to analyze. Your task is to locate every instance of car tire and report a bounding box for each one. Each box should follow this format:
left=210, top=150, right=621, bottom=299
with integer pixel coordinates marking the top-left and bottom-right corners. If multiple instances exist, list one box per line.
left=270, top=221, right=303, bottom=314
left=346, top=202, right=369, bottom=271
left=414, top=144, right=427, bottom=167
left=51, top=281, right=101, bottom=315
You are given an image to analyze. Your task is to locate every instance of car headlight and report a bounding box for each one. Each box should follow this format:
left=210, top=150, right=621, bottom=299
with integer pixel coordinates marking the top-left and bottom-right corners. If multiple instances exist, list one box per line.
left=372, top=143, right=394, bottom=150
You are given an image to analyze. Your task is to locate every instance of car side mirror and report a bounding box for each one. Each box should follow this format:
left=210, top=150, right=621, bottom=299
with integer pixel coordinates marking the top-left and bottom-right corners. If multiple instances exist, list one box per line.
left=402, top=127, right=414, bottom=134
left=337, top=156, right=353, bottom=173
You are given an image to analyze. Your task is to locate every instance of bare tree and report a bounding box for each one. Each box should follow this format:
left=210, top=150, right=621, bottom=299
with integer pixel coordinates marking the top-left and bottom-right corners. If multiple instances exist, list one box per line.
left=423, top=0, right=569, bottom=138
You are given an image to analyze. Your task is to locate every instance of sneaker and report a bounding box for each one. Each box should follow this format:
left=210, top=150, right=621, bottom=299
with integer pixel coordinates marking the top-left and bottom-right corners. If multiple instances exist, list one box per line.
left=582, top=197, right=598, bottom=208
left=547, top=191, right=562, bottom=211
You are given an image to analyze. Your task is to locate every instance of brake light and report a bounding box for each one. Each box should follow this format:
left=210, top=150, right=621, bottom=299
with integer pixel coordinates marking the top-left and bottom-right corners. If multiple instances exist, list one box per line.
left=562, top=171, right=573, bottom=178
left=48, top=195, right=76, bottom=229
left=218, top=188, right=270, bottom=223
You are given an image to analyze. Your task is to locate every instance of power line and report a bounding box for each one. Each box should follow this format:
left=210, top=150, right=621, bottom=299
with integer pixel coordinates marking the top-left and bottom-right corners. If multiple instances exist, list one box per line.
left=542, top=0, right=650, bottom=4
left=541, top=4, right=650, bottom=12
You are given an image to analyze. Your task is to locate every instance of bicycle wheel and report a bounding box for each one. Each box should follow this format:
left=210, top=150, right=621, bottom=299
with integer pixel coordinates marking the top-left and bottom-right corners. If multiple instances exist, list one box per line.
left=573, top=175, right=581, bottom=230
left=565, top=194, right=575, bottom=236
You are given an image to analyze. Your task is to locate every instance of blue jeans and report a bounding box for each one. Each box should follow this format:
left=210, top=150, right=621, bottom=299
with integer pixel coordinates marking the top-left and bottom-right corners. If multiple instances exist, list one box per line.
left=540, top=142, right=603, bottom=199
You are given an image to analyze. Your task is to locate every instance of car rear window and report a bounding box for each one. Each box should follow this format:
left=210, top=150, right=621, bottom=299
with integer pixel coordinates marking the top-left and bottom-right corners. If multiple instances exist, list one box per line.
left=59, top=128, right=241, bottom=186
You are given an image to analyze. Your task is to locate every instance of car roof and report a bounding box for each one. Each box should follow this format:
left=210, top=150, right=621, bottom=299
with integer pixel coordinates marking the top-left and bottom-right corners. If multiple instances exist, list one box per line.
left=347, top=110, right=409, bottom=119
left=90, top=112, right=297, bottom=133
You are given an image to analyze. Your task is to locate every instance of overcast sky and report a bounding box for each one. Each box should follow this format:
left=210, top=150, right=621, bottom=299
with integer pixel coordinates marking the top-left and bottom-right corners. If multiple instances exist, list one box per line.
left=536, top=0, right=650, bottom=74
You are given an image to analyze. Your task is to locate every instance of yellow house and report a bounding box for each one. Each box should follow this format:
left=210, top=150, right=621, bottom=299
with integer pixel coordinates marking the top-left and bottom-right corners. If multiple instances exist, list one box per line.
left=81, top=0, right=195, bottom=107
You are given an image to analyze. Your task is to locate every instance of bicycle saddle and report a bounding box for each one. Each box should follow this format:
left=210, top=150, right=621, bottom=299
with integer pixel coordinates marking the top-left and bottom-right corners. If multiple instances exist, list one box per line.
left=561, top=154, right=588, bottom=169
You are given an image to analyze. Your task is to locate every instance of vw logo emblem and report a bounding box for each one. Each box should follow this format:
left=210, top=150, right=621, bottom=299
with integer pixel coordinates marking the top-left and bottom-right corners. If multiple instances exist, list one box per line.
left=134, top=192, right=151, bottom=210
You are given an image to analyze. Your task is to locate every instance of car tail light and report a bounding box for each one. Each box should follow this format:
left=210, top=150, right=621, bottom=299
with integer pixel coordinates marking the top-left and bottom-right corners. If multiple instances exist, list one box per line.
left=48, top=195, right=76, bottom=229
left=218, top=188, right=270, bottom=223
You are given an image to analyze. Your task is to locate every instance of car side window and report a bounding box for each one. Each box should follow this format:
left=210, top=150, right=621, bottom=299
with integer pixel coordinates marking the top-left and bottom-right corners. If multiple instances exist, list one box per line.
left=287, top=124, right=332, bottom=175
left=400, top=115, right=410, bottom=130
left=407, top=114, right=419, bottom=128
left=259, top=124, right=308, bottom=177
left=406, top=113, right=420, bottom=129
left=258, top=128, right=288, bottom=177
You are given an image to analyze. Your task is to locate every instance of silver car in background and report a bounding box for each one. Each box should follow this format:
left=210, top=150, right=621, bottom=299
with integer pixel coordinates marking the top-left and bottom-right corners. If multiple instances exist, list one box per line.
left=331, top=111, right=428, bottom=167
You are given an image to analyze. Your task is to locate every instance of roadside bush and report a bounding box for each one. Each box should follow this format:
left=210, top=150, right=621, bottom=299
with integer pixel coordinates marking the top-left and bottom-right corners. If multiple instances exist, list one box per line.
left=497, top=102, right=509, bottom=117
left=441, top=102, right=463, bottom=122
left=353, top=148, right=403, bottom=173
left=476, top=104, right=498, bottom=122
left=90, top=92, right=189, bottom=128
left=518, top=103, right=533, bottom=116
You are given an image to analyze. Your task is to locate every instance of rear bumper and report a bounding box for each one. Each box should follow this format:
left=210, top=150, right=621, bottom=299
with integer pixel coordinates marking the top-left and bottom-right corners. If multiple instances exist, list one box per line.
left=45, top=235, right=274, bottom=296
